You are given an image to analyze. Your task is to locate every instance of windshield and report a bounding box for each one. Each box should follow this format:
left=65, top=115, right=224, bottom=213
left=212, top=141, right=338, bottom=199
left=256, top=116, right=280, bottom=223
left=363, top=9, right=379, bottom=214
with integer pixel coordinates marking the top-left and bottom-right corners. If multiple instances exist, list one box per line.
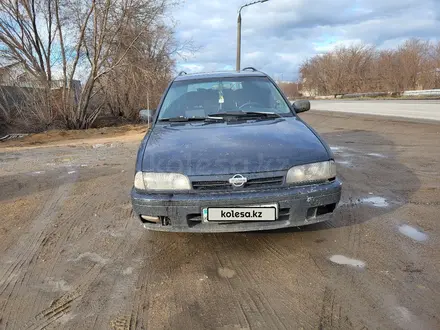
left=158, top=76, right=292, bottom=120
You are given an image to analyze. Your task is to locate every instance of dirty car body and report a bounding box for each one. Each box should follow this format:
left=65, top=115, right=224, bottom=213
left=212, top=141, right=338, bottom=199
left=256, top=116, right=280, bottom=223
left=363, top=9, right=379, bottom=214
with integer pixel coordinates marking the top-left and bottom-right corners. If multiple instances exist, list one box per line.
left=131, top=69, right=342, bottom=232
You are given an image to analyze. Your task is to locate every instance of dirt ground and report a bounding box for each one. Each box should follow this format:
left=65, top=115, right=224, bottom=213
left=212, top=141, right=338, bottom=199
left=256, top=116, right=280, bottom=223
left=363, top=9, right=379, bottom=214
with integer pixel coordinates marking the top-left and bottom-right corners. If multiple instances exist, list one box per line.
left=0, top=125, right=146, bottom=151
left=0, top=112, right=439, bottom=330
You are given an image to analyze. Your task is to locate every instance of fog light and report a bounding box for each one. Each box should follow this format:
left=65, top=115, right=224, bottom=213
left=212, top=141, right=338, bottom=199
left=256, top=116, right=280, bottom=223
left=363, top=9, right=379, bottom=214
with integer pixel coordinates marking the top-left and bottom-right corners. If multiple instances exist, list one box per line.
left=140, top=215, right=160, bottom=223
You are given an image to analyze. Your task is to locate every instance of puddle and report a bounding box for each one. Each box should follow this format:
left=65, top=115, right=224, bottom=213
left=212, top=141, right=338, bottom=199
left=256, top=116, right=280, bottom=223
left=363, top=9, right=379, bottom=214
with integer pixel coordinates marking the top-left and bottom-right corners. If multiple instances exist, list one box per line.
left=367, top=153, right=386, bottom=158
left=338, top=160, right=352, bottom=167
left=329, top=255, right=365, bottom=268
left=362, top=196, right=388, bottom=207
left=331, top=146, right=348, bottom=153
left=338, top=198, right=360, bottom=207
left=398, top=225, right=428, bottom=242
left=341, top=196, right=390, bottom=208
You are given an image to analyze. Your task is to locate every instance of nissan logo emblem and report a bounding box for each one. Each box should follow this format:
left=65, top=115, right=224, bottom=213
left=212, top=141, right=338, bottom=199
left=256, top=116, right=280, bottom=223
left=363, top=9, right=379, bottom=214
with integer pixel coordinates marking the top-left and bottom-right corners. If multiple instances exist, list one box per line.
left=229, top=174, right=248, bottom=187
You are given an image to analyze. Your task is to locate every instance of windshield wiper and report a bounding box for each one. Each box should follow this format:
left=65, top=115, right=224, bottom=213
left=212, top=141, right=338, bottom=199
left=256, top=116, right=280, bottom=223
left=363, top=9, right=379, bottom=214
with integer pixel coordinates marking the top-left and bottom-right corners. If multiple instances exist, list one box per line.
left=207, top=111, right=282, bottom=119
left=243, top=111, right=282, bottom=118
left=159, top=116, right=206, bottom=122
left=159, top=116, right=226, bottom=123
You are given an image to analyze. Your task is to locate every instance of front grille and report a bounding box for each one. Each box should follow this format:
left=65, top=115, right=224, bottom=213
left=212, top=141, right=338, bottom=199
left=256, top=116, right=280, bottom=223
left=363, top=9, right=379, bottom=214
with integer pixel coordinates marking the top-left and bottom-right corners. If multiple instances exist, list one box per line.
left=191, top=175, right=284, bottom=191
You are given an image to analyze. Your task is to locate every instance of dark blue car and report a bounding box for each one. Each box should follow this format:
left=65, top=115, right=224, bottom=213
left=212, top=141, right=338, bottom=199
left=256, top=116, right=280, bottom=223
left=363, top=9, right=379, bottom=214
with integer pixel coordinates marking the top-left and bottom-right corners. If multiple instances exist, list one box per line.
left=131, top=68, right=342, bottom=232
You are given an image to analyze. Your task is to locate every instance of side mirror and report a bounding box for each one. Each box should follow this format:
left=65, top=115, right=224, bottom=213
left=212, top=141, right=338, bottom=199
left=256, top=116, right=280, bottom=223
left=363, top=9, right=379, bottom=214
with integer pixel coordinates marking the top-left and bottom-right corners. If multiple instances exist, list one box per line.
left=139, top=109, right=155, bottom=123
left=293, top=100, right=311, bottom=113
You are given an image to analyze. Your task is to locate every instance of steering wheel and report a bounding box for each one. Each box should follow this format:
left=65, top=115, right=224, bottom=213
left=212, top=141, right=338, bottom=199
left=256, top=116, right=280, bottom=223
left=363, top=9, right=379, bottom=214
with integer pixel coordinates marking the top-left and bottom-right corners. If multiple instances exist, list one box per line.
left=239, top=101, right=265, bottom=110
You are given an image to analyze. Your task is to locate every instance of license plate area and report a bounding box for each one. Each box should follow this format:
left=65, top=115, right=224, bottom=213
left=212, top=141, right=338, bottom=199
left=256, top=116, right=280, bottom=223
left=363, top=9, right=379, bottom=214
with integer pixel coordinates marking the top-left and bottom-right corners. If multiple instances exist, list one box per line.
left=202, top=203, right=278, bottom=222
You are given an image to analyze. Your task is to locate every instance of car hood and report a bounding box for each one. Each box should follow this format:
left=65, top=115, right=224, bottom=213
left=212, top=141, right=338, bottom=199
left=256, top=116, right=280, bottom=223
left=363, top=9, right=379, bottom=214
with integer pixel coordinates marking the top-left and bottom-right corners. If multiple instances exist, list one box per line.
left=142, top=117, right=330, bottom=176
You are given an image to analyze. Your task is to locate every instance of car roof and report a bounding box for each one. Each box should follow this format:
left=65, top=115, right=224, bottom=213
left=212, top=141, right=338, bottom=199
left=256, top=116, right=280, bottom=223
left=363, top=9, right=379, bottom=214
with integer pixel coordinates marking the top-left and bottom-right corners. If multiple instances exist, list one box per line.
left=174, top=70, right=267, bottom=82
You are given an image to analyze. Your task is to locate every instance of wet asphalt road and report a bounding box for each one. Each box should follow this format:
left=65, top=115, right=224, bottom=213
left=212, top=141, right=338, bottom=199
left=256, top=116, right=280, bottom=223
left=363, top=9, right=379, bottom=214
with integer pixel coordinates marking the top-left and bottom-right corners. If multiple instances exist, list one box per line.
left=0, top=111, right=439, bottom=330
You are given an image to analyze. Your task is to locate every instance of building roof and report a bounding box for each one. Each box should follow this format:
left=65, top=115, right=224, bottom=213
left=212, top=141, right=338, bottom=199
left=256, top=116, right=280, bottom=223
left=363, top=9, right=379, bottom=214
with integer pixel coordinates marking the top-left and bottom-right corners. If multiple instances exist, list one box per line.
left=174, top=70, right=267, bottom=82
left=0, top=62, right=21, bottom=71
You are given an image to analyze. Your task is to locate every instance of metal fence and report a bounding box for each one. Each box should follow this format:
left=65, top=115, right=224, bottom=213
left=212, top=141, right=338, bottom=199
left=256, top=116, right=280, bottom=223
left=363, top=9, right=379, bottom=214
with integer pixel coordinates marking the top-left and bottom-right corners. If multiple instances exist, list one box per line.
left=297, top=89, right=440, bottom=99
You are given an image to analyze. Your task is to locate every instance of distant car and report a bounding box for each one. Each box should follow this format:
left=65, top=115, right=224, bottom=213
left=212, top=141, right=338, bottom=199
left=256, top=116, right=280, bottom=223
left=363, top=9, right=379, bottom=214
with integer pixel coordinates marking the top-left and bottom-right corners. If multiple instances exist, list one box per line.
left=131, top=68, right=341, bottom=232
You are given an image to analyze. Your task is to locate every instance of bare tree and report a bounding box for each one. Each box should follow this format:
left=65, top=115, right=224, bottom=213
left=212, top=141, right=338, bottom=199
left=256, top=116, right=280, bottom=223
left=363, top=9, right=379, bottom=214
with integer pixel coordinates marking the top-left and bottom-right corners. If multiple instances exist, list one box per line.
left=98, top=0, right=177, bottom=120
left=434, top=41, right=440, bottom=88
left=0, top=0, right=179, bottom=129
left=300, top=39, right=440, bottom=96
left=0, top=0, right=57, bottom=82
left=397, top=39, right=432, bottom=90
left=278, top=82, right=301, bottom=98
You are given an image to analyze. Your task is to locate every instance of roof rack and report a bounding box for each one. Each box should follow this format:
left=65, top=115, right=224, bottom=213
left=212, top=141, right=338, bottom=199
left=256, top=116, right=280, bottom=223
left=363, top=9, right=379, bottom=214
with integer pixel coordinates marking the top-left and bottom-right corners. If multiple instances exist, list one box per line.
left=178, top=71, right=187, bottom=76
left=242, top=67, right=258, bottom=72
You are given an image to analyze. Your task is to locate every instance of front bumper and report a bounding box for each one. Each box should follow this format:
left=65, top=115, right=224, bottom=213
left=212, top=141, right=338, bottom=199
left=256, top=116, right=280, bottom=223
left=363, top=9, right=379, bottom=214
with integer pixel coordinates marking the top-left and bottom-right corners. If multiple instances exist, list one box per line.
left=131, top=179, right=342, bottom=233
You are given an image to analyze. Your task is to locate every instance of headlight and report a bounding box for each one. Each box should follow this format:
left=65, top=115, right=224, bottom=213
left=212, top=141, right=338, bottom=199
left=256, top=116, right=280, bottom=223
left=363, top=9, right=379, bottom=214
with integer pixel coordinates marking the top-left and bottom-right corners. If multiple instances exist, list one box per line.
left=286, top=161, right=336, bottom=185
left=134, top=172, right=191, bottom=191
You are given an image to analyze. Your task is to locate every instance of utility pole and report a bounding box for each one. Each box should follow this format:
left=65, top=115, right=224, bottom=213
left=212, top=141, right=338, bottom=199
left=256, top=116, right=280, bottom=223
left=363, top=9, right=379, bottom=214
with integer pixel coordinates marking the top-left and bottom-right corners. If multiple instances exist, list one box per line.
left=236, top=11, right=242, bottom=72
left=236, top=1, right=269, bottom=71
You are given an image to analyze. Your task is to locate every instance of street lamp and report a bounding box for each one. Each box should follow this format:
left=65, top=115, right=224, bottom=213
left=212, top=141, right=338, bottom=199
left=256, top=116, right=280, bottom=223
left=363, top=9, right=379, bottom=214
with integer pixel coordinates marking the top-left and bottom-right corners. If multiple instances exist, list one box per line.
left=236, top=0, right=269, bottom=71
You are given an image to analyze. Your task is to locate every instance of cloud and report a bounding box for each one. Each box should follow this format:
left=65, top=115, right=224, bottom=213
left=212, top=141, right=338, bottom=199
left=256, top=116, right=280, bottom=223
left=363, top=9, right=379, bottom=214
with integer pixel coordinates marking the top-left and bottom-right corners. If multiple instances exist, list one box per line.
left=173, top=0, right=440, bottom=80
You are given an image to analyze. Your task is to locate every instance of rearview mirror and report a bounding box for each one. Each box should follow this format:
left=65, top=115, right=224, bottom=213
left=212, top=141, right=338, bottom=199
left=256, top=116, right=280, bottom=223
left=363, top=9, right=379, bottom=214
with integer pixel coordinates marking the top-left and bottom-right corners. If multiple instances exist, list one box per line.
left=139, top=109, right=155, bottom=123
left=293, top=100, right=311, bottom=113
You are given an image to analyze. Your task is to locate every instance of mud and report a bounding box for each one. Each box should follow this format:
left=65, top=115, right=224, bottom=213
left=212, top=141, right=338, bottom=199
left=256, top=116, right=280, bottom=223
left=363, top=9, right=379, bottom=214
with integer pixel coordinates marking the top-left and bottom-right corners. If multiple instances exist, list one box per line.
left=0, top=111, right=439, bottom=329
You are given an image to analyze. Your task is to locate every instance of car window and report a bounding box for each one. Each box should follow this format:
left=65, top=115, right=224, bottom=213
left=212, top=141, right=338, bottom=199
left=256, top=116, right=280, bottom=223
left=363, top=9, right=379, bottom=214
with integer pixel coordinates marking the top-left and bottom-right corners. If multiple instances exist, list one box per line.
left=158, top=77, right=292, bottom=119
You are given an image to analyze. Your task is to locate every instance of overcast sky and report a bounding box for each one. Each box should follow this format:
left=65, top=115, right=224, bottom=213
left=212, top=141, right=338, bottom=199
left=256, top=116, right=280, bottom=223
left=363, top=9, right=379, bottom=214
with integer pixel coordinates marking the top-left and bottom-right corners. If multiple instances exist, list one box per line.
left=173, top=0, right=440, bottom=81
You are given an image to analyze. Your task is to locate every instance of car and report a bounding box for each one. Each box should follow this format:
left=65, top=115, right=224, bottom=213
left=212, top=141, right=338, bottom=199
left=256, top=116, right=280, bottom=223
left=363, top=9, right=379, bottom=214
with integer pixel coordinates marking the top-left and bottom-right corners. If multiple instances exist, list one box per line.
left=131, top=68, right=342, bottom=232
